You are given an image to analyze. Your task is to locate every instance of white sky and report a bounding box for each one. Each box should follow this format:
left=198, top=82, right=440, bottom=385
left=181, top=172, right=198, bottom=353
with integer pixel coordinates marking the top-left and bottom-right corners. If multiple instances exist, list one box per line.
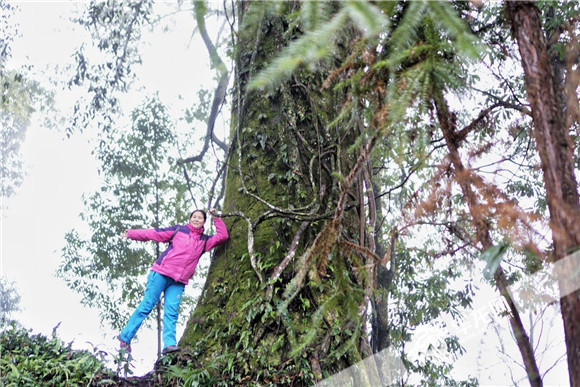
left=0, top=1, right=571, bottom=384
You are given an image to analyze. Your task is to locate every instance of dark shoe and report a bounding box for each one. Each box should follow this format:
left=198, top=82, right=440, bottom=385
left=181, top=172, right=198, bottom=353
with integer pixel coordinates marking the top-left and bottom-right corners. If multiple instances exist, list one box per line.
left=162, top=345, right=180, bottom=355
left=118, top=335, right=132, bottom=353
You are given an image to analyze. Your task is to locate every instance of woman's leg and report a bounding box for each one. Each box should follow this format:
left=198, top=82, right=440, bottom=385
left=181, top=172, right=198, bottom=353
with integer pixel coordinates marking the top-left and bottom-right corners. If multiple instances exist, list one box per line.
left=119, top=271, right=167, bottom=343
left=162, top=280, right=185, bottom=349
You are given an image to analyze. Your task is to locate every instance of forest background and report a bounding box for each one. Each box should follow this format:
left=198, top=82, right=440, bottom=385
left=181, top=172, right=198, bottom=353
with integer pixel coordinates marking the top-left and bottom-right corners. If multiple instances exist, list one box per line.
left=1, top=1, right=579, bottom=386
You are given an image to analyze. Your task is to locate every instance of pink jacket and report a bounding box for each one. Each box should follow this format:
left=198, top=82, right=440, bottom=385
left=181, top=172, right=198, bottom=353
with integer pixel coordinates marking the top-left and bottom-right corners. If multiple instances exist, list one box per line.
left=127, top=217, right=228, bottom=284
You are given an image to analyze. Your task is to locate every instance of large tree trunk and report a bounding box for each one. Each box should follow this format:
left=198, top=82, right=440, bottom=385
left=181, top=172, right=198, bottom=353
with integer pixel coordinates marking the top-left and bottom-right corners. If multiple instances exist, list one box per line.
left=506, top=2, right=580, bottom=386
left=179, top=2, right=375, bottom=384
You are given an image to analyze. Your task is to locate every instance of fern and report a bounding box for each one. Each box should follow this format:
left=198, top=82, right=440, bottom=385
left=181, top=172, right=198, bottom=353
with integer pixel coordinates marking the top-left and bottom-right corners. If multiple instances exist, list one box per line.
left=238, top=1, right=276, bottom=43
left=289, top=292, right=340, bottom=358
left=301, top=0, right=325, bottom=31
left=425, top=0, right=481, bottom=59
left=388, top=0, right=426, bottom=54
left=249, top=9, right=349, bottom=90
left=345, top=0, right=389, bottom=37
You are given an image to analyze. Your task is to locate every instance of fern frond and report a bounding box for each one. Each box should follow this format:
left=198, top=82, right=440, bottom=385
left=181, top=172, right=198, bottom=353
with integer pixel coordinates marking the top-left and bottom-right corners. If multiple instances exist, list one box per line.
left=387, top=61, right=429, bottom=123
left=248, top=10, right=349, bottom=91
left=388, top=0, right=426, bottom=53
left=373, top=42, right=435, bottom=72
left=431, top=60, right=465, bottom=92
left=345, top=0, right=389, bottom=37
left=328, top=101, right=355, bottom=130
left=301, top=0, right=325, bottom=31
left=238, top=1, right=276, bottom=42
left=425, top=0, right=480, bottom=59
left=419, top=63, right=432, bottom=108
left=289, top=292, right=340, bottom=358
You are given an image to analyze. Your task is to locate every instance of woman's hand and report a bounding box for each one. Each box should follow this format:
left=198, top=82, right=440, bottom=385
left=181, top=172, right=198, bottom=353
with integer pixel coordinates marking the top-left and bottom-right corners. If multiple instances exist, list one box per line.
left=209, top=208, right=218, bottom=217
left=121, top=230, right=129, bottom=238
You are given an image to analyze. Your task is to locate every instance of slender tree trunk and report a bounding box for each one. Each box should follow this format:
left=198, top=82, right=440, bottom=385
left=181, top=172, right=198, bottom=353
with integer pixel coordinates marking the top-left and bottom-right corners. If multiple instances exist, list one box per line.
left=371, top=176, right=393, bottom=354
left=155, top=175, right=162, bottom=358
left=435, top=94, right=543, bottom=387
left=506, top=2, right=580, bottom=385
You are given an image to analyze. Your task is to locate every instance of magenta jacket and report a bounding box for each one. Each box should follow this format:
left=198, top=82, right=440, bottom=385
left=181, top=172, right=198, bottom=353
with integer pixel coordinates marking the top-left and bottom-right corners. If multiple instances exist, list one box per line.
left=127, top=217, right=228, bottom=284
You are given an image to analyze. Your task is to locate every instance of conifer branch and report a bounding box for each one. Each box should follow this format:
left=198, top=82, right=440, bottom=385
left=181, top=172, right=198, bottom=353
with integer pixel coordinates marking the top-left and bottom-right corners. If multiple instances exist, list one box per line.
left=340, top=240, right=381, bottom=263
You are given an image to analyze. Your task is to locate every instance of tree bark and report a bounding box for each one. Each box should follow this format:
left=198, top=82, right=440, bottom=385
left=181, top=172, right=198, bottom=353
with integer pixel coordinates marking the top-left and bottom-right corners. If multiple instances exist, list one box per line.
left=506, top=2, right=580, bottom=385
left=178, top=2, right=371, bottom=383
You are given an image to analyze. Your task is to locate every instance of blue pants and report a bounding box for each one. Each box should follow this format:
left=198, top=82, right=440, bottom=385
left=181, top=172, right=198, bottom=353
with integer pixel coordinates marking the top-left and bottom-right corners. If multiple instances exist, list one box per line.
left=120, top=271, right=185, bottom=350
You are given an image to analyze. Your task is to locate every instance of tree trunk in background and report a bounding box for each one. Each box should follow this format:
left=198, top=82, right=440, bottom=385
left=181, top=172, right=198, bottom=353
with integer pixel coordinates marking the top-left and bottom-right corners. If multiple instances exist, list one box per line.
left=506, top=1, right=580, bottom=385
left=435, top=94, right=542, bottom=387
left=179, top=2, right=374, bottom=383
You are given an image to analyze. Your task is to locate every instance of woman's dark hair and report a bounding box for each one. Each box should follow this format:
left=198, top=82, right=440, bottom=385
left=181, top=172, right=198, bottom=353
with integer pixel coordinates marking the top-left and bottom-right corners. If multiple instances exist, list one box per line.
left=190, top=209, right=207, bottom=222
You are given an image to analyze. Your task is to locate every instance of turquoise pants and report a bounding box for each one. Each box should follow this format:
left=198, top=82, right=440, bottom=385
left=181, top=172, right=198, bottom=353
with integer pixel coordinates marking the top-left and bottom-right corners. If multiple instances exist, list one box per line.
left=119, top=271, right=185, bottom=350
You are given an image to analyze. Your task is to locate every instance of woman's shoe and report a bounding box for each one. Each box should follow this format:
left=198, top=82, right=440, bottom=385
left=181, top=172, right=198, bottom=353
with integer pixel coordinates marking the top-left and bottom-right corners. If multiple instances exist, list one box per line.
left=162, top=345, right=180, bottom=354
left=118, top=335, right=132, bottom=353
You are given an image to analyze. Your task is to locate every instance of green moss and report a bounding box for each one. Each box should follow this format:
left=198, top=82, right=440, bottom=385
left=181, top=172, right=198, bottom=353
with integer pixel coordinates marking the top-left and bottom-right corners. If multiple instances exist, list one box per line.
left=176, top=2, right=370, bottom=385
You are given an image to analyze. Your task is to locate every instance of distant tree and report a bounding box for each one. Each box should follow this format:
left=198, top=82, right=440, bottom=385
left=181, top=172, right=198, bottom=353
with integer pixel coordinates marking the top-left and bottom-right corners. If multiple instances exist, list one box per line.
left=57, top=96, right=206, bottom=351
left=0, top=276, right=21, bottom=325
left=0, top=69, right=54, bottom=199
left=1, top=1, right=55, bottom=200
left=67, top=0, right=154, bottom=135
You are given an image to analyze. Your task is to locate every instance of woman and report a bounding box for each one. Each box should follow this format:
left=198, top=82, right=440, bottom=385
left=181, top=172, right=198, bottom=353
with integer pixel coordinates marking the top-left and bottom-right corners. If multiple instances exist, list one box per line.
left=118, top=208, right=228, bottom=354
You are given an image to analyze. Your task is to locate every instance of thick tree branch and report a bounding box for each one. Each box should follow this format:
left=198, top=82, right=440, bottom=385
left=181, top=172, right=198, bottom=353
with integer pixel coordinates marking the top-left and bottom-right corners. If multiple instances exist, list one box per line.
left=471, top=86, right=532, bottom=116
left=180, top=2, right=229, bottom=165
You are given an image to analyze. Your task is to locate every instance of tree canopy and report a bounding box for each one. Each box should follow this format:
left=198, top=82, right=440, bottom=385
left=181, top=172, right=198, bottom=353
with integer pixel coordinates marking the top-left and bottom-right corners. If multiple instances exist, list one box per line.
left=3, top=0, right=579, bottom=385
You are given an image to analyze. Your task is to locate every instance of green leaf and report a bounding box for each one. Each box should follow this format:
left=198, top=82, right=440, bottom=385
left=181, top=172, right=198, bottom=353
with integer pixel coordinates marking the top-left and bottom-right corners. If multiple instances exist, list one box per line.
left=481, top=244, right=509, bottom=280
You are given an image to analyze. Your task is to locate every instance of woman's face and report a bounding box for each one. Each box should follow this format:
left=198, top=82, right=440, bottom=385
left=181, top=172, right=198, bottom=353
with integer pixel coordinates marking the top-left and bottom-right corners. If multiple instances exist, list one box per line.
left=189, top=211, right=206, bottom=228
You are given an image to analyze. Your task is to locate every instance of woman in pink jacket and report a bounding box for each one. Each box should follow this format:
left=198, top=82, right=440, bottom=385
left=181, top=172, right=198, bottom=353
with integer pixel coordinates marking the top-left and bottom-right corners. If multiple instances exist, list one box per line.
left=118, top=208, right=228, bottom=355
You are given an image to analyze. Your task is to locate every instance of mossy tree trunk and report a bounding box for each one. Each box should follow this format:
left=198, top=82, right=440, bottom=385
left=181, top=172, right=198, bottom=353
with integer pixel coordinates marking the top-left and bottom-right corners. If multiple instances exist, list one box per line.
left=179, top=2, right=379, bottom=384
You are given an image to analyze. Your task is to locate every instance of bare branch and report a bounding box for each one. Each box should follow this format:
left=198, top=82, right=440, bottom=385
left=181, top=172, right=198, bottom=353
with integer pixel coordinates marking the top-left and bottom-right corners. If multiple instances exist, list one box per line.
left=471, top=86, right=532, bottom=116
left=180, top=2, right=229, bottom=165
left=218, top=210, right=263, bottom=283
left=266, top=214, right=314, bottom=301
